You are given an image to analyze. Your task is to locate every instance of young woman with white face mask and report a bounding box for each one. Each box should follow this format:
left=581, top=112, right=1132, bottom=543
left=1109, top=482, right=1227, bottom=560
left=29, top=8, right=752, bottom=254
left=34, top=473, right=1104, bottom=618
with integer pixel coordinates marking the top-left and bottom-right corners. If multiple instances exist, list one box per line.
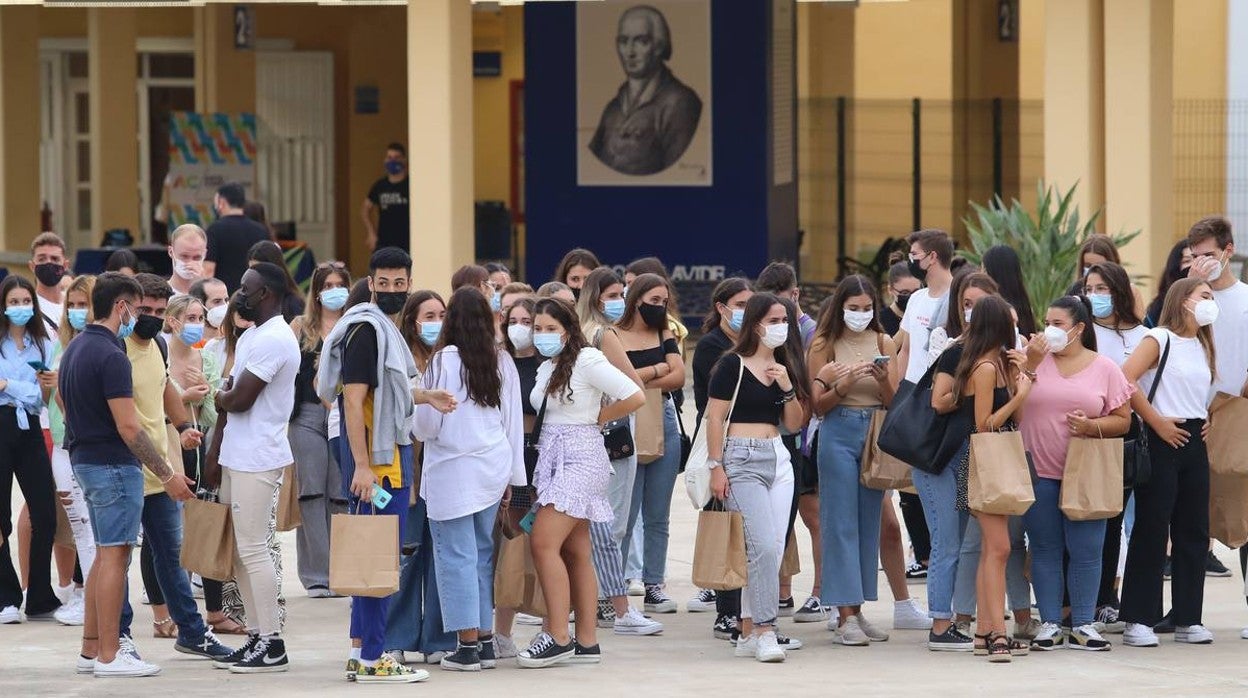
left=1118, top=277, right=1218, bottom=648
left=705, top=293, right=809, bottom=663
left=808, top=275, right=895, bottom=645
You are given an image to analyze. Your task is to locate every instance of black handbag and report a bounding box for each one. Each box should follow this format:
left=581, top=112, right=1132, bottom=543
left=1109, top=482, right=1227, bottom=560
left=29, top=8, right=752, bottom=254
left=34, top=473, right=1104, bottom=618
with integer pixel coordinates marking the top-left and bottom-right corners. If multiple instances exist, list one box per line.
left=676, top=405, right=692, bottom=473
left=524, top=394, right=548, bottom=485
left=877, top=354, right=972, bottom=475
left=602, top=418, right=635, bottom=460
left=1124, top=333, right=1170, bottom=488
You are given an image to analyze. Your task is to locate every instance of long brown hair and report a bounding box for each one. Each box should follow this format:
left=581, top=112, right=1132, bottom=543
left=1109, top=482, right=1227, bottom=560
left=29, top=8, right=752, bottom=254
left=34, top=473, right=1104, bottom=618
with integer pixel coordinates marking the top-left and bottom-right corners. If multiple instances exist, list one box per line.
left=399, top=290, right=445, bottom=371
left=702, top=277, right=752, bottom=333
left=1078, top=234, right=1121, bottom=275
left=535, top=297, right=589, bottom=401
left=503, top=297, right=536, bottom=357
left=434, top=287, right=501, bottom=408
left=951, top=295, right=1015, bottom=404
left=553, top=248, right=601, bottom=286
left=298, top=263, right=351, bottom=352
left=1157, top=277, right=1216, bottom=380
left=0, top=276, right=50, bottom=362
left=617, top=273, right=667, bottom=332
left=946, top=271, right=999, bottom=339
left=1084, top=262, right=1141, bottom=329
left=810, top=274, right=883, bottom=365
left=727, top=293, right=805, bottom=402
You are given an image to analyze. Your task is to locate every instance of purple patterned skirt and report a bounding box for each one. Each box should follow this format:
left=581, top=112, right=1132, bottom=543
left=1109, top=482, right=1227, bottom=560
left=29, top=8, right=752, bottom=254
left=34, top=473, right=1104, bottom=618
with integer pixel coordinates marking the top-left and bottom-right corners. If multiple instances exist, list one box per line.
left=533, top=423, right=613, bottom=523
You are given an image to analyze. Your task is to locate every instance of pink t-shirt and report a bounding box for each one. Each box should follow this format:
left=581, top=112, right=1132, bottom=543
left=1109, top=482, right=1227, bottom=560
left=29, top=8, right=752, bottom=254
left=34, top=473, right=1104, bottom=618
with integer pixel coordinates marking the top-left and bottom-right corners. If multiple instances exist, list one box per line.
left=1020, top=353, right=1134, bottom=480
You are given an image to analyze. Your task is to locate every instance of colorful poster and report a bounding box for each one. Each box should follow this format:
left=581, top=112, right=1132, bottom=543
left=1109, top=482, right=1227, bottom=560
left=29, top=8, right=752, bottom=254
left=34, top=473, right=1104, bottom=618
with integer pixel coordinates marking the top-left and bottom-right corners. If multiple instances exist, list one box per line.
left=166, top=112, right=257, bottom=227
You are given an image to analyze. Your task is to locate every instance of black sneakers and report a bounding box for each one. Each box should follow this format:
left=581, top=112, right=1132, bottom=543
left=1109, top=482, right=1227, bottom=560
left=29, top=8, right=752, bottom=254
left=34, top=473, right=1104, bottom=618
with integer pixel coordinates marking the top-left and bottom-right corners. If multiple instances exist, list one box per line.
left=228, top=636, right=288, bottom=673
left=713, top=614, right=738, bottom=641
left=1207, top=551, right=1233, bottom=577
left=440, top=642, right=482, bottom=672
left=928, top=624, right=974, bottom=652
left=517, top=631, right=575, bottom=669
left=213, top=634, right=259, bottom=669
left=174, top=631, right=233, bottom=660
left=478, top=637, right=497, bottom=670
left=568, top=640, right=601, bottom=665
left=906, top=562, right=929, bottom=580
left=778, top=597, right=795, bottom=617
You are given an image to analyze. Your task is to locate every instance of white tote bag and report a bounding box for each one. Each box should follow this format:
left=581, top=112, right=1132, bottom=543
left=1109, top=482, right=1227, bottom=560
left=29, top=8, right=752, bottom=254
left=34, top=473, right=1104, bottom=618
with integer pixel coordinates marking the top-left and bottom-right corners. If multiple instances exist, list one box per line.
left=685, top=357, right=744, bottom=509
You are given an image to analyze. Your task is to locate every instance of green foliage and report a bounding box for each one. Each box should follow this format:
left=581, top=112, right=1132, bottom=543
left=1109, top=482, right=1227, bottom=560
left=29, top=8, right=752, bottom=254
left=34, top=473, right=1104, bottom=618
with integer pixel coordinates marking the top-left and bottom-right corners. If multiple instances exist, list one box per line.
left=960, top=182, right=1139, bottom=320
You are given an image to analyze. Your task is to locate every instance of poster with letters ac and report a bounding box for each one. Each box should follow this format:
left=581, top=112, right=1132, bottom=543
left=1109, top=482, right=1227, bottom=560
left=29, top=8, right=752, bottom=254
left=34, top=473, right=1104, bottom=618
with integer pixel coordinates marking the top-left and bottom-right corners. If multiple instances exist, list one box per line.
left=166, top=112, right=257, bottom=227
left=577, top=0, right=712, bottom=186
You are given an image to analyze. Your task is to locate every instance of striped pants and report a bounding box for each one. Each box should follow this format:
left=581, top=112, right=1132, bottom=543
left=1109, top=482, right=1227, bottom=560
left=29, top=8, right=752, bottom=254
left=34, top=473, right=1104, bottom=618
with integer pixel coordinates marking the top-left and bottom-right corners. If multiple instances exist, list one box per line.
left=590, top=453, right=637, bottom=600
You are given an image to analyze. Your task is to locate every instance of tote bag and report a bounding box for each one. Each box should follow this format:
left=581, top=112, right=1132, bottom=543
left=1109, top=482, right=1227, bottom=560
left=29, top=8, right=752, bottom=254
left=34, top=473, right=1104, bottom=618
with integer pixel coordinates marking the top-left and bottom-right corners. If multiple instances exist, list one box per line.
left=684, top=358, right=744, bottom=509
left=860, top=408, right=914, bottom=490
left=180, top=497, right=236, bottom=581
left=1059, top=437, right=1124, bottom=520
left=878, top=358, right=970, bottom=474
left=329, top=507, right=400, bottom=598
left=690, top=509, right=748, bottom=590
left=967, top=430, right=1035, bottom=516
left=634, top=388, right=667, bottom=464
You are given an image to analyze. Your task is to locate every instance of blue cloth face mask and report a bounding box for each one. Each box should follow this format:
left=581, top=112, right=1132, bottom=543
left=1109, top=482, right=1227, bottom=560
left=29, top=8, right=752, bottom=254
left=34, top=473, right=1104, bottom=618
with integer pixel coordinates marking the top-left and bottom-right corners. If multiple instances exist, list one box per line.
left=179, top=323, right=205, bottom=345
left=384, top=160, right=404, bottom=176
left=321, top=287, right=349, bottom=311
left=5, top=305, right=34, bottom=327
left=728, top=307, right=744, bottom=332
left=67, top=308, right=89, bottom=331
left=419, top=321, right=442, bottom=347
left=1089, top=293, right=1113, bottom=319
left=491, top=291, right=502, bottom=313
left=117, top=306, right=136, bottom=340
left=602, top=298, right=625, bottom=322
left=534, top=332, right=565, bottom=358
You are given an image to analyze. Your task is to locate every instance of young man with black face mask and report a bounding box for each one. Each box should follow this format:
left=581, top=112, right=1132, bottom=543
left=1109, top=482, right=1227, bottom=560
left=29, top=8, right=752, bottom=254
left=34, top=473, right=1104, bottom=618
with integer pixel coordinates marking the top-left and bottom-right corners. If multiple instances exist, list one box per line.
left=204, top=262, right=301, bottom=673
left=361, top=144, right=410, bottom=254
left=30, top=232, right=69, bottom=334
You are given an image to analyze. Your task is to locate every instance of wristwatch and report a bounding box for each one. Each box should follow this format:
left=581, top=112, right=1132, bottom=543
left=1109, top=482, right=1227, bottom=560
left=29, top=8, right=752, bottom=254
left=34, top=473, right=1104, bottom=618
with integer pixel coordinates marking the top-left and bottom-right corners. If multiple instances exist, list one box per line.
left=707, top=458, right=723, bottom=469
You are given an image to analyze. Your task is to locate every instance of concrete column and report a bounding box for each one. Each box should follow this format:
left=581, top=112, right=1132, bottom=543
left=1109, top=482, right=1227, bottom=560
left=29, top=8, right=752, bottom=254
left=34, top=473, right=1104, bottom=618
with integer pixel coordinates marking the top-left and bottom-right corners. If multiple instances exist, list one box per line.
left=1103, top=0, right=1172, bottom=285
left=1043, top=0, right=1104, bottom=219
left=407, top=0, right=474, bottom=292
left=1227, top=0, right=1248, bottom=236
left=194, top=5, right=256, bottom=114
left=0, top=6, right=40, bottom=251
left=89, top=8, right=140, bottom=247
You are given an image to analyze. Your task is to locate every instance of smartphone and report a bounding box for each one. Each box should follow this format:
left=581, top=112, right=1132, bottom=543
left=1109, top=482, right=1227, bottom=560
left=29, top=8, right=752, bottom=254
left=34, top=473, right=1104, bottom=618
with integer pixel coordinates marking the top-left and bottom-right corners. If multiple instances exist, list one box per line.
left=519, top=509, right=536, bottom=534
left=27, top=360, right=50, bottom=372
left=370, top=483, right=392, bottom=509
left=872, top=355, right=889, bottom=366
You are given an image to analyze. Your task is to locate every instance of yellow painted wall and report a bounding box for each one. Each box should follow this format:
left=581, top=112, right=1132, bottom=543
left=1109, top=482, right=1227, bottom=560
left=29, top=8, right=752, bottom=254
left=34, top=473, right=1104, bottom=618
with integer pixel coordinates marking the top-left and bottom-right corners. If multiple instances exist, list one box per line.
left=0, top=6, right=42, bottom=253
left=1171, top=0, right=1226, bottom=239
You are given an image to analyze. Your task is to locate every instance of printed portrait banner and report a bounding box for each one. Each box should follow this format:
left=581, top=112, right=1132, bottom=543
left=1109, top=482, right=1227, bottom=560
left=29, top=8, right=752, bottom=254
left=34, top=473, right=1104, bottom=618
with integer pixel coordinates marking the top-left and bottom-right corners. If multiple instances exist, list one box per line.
left=167, top=112, right=257, bottom=227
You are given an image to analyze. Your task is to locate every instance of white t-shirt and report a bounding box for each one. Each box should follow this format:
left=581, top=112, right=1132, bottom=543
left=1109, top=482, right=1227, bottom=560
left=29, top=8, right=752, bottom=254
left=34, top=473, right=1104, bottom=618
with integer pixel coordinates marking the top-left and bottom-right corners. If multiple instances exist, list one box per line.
left=1093, top=323, right=1148, bottom=368
left=900, top=287, right=948, bottom=383
left=38, top=295, right=63, bottom=335
left=531, top=347, right=640, bottom=425
left=1138, top=328, right=1211, bottom=419
left=1211, top=281, right=1248, bottom=396
left=220, top=315, right=300, bottom=472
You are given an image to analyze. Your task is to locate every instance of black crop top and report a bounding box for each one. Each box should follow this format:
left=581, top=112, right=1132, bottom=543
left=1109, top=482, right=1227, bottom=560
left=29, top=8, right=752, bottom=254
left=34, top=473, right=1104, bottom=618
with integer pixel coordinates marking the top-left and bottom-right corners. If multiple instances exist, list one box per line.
left=706, top=353, right=785, bottom=425
left=935, top=343, right=1014, bottom=427
left=626, top=337, right=680, bottom=369
left=513, top=354, right=541, bottom=417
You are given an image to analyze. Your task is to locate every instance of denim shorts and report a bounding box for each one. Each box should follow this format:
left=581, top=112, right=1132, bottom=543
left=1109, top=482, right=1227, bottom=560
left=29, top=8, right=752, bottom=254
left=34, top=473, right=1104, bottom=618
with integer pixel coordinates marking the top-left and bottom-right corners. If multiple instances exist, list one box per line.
left=72, top=463, right=144, bottom=547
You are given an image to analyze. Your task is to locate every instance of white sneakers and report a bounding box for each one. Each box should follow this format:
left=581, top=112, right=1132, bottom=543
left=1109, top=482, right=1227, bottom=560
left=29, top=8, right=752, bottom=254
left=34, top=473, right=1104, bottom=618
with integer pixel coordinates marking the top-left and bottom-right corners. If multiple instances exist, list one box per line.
left=829, top=615, right=870, bottom=646
left=892, top=599, right=932, bottom=630
left=94, top=652, right=161, bottom=678
left=55, top=593, right=85, bottom=626
left=1123, top=623, right=1159, bottom=647
left=626, top=579, right=644, bottom=597
left=514, top=613, right=543, bottom=626
left=1175, top=625, right=1214, bottom=644
left=856, top=613, right=889, bottom=642
left=494, top=634, right=518, bottom=659
left=614, top=607, right=664, bottom=636
left=735, top=631, right=786, bottom=663
left=0, top=605, right=20, bottom=624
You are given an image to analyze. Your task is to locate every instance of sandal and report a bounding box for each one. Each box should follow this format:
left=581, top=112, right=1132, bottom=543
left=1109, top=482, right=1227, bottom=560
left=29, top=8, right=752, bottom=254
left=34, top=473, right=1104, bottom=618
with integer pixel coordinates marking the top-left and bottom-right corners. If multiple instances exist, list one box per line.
left=153, top=617, right=178, bottom=639
left=987, top=632, right=1012, bottom=663
left=1008, top=635, right=1029, bottom=657
left=209, top=617, right=248, bottom=635
left=973, top=632, right=991, bottom=657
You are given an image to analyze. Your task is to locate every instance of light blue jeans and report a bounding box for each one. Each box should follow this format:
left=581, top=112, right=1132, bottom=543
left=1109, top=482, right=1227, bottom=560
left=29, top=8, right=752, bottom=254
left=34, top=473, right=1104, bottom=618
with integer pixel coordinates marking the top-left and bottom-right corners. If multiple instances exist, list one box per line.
left=624, top=397, right=682, bottom=585
left=952, top=515, right=1031, bottom=615
left=429, top=506, right=498, bottom=633
left=1023, top=477, right=1106, bottom=626
left=723, top=436, right=794, bottom=627
left=817, top=406, right=884, bottom=607
left=384, top=496, right=455, bottom=654
left=911, top=442, right=970, bottom=620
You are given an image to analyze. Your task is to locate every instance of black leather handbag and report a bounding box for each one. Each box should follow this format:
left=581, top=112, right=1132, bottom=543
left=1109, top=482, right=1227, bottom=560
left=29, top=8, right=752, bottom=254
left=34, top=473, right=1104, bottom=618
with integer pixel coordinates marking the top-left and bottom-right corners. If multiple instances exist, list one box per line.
left=1124, top=333, right=1170, bottom=489
left=602, top=418, right=635, bottom=461
left=878, top=357, right=972, bottom=475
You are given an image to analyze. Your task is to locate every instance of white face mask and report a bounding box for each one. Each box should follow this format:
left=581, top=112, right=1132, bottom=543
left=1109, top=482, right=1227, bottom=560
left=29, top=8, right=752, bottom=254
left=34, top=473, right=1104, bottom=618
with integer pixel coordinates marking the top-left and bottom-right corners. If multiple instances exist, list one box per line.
left=1043, top=325, right=1073, bottom=353
left=206, top=304, right=228, bottom=329
left=1191, top=298, right=1219, bottom=327
left=963, top=307, right=973, bottom=324
left=507, top=323, right=533, bottom=351
left=1204, top=254, right=1228, bottom=282
left=760, top=323, right=789, bottom=349
left=173, top=260, right=200, bottom=281
left=843, top=308, right=873, bottom=333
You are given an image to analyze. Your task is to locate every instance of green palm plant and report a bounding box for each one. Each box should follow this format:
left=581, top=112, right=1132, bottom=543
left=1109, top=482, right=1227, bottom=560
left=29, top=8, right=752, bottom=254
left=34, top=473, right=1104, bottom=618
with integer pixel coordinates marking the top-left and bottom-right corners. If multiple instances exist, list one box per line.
left=960, top=181, right=1139, bottom=321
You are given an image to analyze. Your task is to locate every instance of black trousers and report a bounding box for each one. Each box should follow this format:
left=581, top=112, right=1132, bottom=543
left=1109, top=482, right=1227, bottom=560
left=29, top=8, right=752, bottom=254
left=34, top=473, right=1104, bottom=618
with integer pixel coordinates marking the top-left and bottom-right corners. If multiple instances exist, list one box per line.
left=898, top=491, right=931, bottom=563
left=1120, top=423, right=1209, bottom=627
left=0, top=408, right=59, bottom=614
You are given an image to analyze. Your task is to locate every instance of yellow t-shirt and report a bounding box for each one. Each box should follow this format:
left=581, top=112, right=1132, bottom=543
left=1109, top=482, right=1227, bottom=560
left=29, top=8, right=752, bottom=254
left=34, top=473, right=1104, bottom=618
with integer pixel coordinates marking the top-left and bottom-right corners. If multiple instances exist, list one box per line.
left=360, top=388, right=403, bottom=487
left=126, top=337, right=170, bottom=496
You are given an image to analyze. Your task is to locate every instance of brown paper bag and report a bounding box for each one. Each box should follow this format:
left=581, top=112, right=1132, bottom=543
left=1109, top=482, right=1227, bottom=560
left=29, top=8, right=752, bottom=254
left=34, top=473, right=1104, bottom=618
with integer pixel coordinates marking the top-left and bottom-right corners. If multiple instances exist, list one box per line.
left=781, top=534, right=801, bottom=577
left=634, top=388, right=666, bottom=464
left=494, top=533, right=547, bottom=617
left=860, top=409, right=914, bottom=491
left=1210, top=469, right=1248, bottom=548
left=1208, top=393, right=1248, bottom=476
left=968, top=431, right=1035, bottom=515
left=276, top=464, right=302, bottom=531
left=180, top=498, right=235, bottom=581
left=329, top=512, right=399, bottom=597
left=1059, top=437, right=1124, bottom=520
left=691, top=510, right=748, bottom=590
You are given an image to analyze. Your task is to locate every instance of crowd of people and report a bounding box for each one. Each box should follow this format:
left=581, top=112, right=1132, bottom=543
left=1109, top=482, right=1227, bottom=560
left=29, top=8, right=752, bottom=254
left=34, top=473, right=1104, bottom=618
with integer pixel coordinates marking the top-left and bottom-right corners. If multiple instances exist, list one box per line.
left=1, top=189, right=1245, bottom=679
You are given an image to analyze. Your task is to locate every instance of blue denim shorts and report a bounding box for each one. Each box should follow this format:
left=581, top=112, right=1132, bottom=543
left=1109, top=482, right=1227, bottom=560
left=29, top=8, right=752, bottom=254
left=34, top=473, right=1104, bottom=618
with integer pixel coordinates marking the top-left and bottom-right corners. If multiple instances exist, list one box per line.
left=72, top=463, right=144, bottom=547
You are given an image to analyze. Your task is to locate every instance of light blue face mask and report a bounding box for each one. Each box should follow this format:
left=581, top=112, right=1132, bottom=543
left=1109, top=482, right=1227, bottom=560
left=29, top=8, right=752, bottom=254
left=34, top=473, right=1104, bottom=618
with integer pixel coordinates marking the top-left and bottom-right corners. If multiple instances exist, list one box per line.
left=491, top=291, right=502, bottom=313
left=1089, top=293, right=1114, bottom=319
left=533, top=332, right=565, bottom=358
left=117, top=307, right=136, bottom=340
left=419, top=321, right=442, bottom=347
left=728, top=307, right=744, bottom=332
left=320, top=287, right=349, bottom=311
left=602, top=298, right=625, bottom=322
left=67, top=308, right=89, bottom=331
left=179, top=323, right=205, bottom=346
left=5, top=305, right=34, bottom=328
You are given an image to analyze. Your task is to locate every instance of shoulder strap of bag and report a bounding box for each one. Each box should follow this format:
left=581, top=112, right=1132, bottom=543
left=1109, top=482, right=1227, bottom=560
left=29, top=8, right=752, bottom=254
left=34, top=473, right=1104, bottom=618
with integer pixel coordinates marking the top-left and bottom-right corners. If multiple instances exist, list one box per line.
left=1146, top=332, right=1172, bottom=404
left=531, top=392, right=549, bottom=442
left=724, top=353, right=746, bottom=427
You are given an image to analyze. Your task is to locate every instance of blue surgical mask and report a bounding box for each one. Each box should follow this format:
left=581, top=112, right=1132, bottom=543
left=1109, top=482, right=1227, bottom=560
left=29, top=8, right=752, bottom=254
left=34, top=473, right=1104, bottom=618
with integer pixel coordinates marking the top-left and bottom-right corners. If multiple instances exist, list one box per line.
left=603, top=298, right=625, bottom=322
left=384, top=160, right=404, bottom=176
left=419, top=321, right=442, bottom=347
left=534, top=332, right=565, bottom=358
left=491, top=291, right=502, bottom=313
left=67, top=308, right=88, bottom=331
left=118, top=307, right=136, bottom=340
left=320, top=287, right=349, bottom=311
left=5, top=306, right=34, bottom=327
left=179, top=323, right=205, bottom=345
left=728, top=307, right=744, bottom=332
left=1089, top=293, right=1113, bottom=319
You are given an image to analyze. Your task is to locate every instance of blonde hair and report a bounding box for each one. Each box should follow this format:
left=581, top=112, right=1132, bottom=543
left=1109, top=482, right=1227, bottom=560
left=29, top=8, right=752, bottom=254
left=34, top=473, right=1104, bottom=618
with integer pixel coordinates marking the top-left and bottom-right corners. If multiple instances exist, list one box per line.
left=170, top=224, right=207, bottom=244
left=1157, top=277, right=1216, bottom=381
left=58, top=275, right=96, bottom=348
left=166, top=294, right=205, bottom=326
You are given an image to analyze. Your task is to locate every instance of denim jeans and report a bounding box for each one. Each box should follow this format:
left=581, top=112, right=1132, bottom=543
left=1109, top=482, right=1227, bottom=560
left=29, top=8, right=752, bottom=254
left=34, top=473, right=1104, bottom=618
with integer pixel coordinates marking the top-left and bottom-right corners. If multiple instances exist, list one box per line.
left=624, top=397, right=682, bottom=585
left=348, top=486, right=409, bottom=662
left=120, top=492, right=210, bottom=644
left=384, top=496, right=455, bottom=654
left=428, top=506, right=498, bottom=633
left=817, top=406, right=883, bottom=607
left=952, top=515, right=1031, bottom=615
left=1023, top=477, right=1105, bottom=626
left=723, top=436, right=794, bottom=627
left=911, top=442, right=970, bottom=620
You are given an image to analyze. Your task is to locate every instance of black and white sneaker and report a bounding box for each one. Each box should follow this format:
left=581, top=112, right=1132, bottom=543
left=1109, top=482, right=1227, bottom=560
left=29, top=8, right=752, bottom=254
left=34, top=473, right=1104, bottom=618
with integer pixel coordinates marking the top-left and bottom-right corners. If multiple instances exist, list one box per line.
left=1030, top=621, right=1066, bottom=651
left=1068, top=624, right=1112, bottom=651
left=213, top=634, right=259, bottom=669
left=596, top=598, right=616, bottom=629
left=686, top=589, right=717, bottom=613
left=174, top=631, right=234, bottom=660
left=792, top=596, right=829, bottom=623
left=228, top=636, right=288, bottom=673
left=905, top=561, right=929, bottom=580
left=568, top=640, right=601, bottom=665
left=927, top=624, right=974, bottom=652
left=644, top=584, right=677, bottom=614
left=516, top=631, right=575, bottom=669
left=478, top=637, right=497, bottom=669
left=1206, top=551, right=1233, bottom=577
left=713, top=614, right=739, bottom=641
left=778, top=597, right=795, bottom=617
left=440, top=642, right=482, bottom=672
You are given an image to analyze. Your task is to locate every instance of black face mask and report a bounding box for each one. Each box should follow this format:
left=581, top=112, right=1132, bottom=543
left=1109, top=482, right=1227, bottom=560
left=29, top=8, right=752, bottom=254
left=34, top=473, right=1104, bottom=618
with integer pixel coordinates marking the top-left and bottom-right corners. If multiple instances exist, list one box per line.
left=896, top=292, right=912, bottom=312
left=907, top=255, right=928, bottom=283
left=34, top=263, right=66, bottom=288
left=639, top=302, right=668, bottom=330
left=571, top=286, right=582, bottom=301
left=134, top=314, right=164, bottom=341
left=235, top=288, right=265, bottom=322
left=376, top=291, right=408, bottom=316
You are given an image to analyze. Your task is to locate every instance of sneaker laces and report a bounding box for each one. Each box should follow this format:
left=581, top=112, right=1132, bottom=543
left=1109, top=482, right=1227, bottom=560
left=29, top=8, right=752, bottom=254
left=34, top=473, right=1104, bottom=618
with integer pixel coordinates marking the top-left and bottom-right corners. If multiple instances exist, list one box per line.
left=241, top=636, right=272, bottom=662
left=799, top=596, right=821, bottom=611
left=646, top=584, right=671, bottom=601
left=1096, top=606, right=1119, bottom=623
left=118, top=636, right=139, bottom=658
left=526, top=632, right=556, bottom=656
left=1074, top=624, right=1105, bottom=641
left=696, top=589, right=715, bottom=602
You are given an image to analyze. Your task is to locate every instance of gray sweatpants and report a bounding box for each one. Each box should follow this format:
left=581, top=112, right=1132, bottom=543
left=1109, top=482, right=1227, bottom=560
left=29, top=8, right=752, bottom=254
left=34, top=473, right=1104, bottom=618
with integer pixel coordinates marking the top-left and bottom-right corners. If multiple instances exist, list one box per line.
left=724, top=436, right=794, bottom=628
left=288, top=402, right=347, bottom=590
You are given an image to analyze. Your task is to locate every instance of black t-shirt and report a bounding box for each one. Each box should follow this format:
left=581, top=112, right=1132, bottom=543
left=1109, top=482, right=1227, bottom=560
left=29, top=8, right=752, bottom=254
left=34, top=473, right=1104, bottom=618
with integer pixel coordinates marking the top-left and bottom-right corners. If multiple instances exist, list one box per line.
left=294, top=338, right=323, bottom=413
left=206, top=215, right=271, bottom=293
left=514, top=354, right=541, bottom=417
left=282, top=294, right=306, bottom=324
left=934, top=342, right=1011, bottom=418
left=880, top=306, right=903, bottom=337
left=707, top=353, right=784, bottom=426
left=368, top=176, right=411, bottom=252
left=59, top=325, right=138, bottom=465
left=341, top=323, right=379, bottom=388
left=693, top=326, right=734, bottom=420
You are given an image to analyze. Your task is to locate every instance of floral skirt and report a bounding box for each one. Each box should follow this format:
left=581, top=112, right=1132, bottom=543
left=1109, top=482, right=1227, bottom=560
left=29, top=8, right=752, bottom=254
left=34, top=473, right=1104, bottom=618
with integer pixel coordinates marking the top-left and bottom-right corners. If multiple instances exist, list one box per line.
left=533, top=423, right=613, bottom=523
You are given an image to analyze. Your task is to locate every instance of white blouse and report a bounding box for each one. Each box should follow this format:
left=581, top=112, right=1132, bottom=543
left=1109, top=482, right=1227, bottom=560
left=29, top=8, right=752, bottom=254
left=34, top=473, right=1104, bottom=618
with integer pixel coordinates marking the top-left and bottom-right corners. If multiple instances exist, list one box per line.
left=531, top=348, right=640, bottom=425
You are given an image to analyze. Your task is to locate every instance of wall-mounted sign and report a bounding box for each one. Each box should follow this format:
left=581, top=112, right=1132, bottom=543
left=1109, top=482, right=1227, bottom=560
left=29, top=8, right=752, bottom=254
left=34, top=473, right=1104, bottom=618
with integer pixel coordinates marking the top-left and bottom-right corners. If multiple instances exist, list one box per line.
left=354, top=86, right=380, bottom=115
left=234, top=5, right=255, bottom=50
left=998, top=0, right=1016, bottom=42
